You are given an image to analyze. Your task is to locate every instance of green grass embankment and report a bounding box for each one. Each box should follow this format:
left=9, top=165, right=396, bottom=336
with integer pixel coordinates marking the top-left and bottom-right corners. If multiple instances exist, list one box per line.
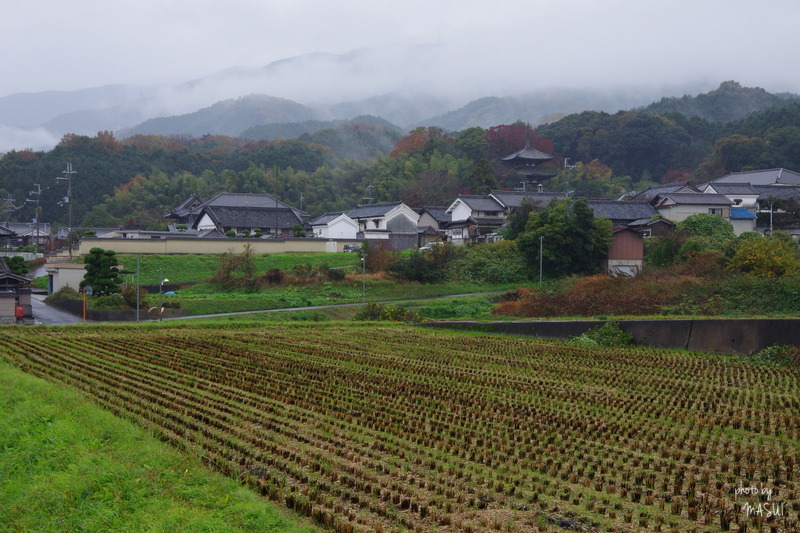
left=0, top=361, right=318, bottom=532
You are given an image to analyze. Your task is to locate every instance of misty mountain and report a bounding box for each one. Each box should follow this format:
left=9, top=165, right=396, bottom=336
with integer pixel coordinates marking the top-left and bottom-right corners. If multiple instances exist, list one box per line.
left=325, top=92, right=458, bottom=128
left=118, top=95, right=319, bottom=137
left=640, top=81, right=800, bottom=122
left=416, top=87, right=697, bottom=131
left=0, top=84, right=148, bottom=128
left=1, top=42, right=798, bottom=154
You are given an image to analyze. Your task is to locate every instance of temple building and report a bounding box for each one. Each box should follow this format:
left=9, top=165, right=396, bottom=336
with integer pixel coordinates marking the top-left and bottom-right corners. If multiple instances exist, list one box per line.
left=500, top=130, right=556, bottom=189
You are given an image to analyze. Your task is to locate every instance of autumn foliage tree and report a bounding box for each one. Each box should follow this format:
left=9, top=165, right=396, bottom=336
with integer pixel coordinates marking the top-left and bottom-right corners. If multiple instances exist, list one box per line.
left=389, top=127, right=452, bottom=158
left=486, top=123, right=554, bottom=159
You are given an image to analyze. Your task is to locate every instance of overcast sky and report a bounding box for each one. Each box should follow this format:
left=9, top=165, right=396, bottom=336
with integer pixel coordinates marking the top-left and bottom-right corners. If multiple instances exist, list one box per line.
left=2, top=0, right=799, bottom=99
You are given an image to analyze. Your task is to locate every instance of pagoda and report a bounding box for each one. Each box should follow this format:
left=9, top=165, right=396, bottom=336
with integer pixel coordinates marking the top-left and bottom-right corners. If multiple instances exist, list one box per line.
left=500, top=127, right=556, bottom=187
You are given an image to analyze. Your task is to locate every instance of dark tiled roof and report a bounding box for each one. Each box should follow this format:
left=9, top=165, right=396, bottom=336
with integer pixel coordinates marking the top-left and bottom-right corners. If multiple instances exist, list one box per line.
left=206, top=206, right=303, bottom=229
left=628, top=182, right=700, bottom=203
left=472, top=218, right=506, bottom=227
left=630, top=217, right=675, bottom=227
left=205, top=193, right=309, bottom=218
left=164, top=193, right=204, bottom=217
left=712, top=168, right=800, bottom=186
left=455, top=195, right=504, bottom=212
left=587, top=200, right=657, bottom=222
left=704, top=183, right=760, bottom=195
left=420, top=206, right=451, bottom=223
left=3, top=222, right=51, bottom=236
left=206, top=193, right=289, bottom=209
left=347, top=202, right=402, bottom=219
left=754, top=185, right=800, bottom=202
left=310, top=212, right=345, bottom=226
left=501, top=145, right=553, bottom=162
left=490, top=190, right=567, bottom=209
left=658, top=193, right=732, bottom=206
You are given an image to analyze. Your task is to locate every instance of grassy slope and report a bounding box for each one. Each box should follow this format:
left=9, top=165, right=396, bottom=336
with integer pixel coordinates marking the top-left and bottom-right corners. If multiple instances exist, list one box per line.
left=117, top=252, right=359, bottom=284
left=0, top=361, right=318, bottom=533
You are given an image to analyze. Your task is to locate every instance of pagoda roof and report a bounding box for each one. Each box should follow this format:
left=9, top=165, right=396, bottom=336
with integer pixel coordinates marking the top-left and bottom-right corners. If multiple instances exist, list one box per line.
left=501, top=144, right=553, bottom=162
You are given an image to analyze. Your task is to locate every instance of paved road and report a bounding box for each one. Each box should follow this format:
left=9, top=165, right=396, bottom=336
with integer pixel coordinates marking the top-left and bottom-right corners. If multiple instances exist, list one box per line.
left=31, top=294, right=86, bottom=325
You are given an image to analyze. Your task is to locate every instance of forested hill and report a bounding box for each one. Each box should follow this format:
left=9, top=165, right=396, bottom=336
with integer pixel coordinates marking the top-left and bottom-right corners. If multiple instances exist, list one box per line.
left=119, top=95, right=318, bottom=137
left=2, top=82, right=800, bottom=233
left=534, top=87, right=800, bottom=190
left=639, top=81, right=800, bottom=122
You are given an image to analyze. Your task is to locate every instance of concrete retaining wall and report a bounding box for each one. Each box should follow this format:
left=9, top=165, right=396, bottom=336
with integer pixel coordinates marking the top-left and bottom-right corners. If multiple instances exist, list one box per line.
left=420, top=319, right=800, bottom=355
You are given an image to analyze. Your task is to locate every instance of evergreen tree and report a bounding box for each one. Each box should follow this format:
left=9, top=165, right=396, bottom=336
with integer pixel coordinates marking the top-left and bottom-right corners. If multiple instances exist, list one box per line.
left=516, top=198, right=612, bottom=278
left=81, top=247, right=122, bottom=296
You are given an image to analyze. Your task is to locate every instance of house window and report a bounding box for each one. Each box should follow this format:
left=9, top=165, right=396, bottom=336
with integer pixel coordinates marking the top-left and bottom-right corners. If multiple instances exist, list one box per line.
left=640, top=229, right=652, bottom=238
left=372, top=219, right=381, bottom=228
left=708, top=208, right=723, bottom=216
left=733, top=199, right=743, bottom=206
left=484, top=211, right=499, bottom=217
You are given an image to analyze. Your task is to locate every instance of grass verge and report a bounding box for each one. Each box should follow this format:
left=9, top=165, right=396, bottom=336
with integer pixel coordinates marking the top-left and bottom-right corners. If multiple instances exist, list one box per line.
left=0, top=361, right=318, bottom=532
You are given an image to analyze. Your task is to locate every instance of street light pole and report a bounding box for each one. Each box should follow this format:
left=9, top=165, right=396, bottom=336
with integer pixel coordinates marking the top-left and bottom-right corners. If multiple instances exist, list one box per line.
left=157, top=268, right=168, bottom=322
left=361, top=253, right=366, bottom=303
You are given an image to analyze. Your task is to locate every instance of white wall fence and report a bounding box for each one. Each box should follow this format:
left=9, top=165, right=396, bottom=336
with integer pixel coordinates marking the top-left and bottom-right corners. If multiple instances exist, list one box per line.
left=76, top=237, right=360, bottom=256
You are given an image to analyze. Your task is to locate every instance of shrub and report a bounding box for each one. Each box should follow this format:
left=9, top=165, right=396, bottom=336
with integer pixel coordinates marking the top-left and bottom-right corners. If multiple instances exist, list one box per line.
left=388, top=251, right=446, bottom=283
left=258, top=268, right=285, bottom=285
left=327, top=267, right=346, bottom=282
left=572, top=321, right=633, bottom=347
left=119, top=283, right=148, bottom=309
left=727, top=233, right=800, bottom=278
left=353, top=303, right=422, bottom=323
left=456, top=241, right=528, bottom=283
left=46, top=286, right=79, bottom=301
left=746, top=344, right=800, bottom=367
left=91, top=294, right=127, bottom=310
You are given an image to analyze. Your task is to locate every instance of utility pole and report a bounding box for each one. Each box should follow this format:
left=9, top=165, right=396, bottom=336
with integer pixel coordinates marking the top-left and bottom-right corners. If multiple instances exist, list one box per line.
left=136, top=255, right=141, bottom=322
left=563, top=158, right=575, bottom=196
left=539, top=236, right=544, bottom=286
left=26, top=184, right=42, bottom=251
left=2, top=194, right=17, bottom=240
left=57, top=163, right=76, bottom=258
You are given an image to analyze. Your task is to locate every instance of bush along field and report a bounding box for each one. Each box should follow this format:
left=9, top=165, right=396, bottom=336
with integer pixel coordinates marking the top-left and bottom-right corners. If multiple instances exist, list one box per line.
left=1, top=322, right=798, bottom=532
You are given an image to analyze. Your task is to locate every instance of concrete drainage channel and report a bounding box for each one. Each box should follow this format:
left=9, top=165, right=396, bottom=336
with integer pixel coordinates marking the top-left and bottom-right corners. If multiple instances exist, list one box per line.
left=417, top=318, right=800, bottom=355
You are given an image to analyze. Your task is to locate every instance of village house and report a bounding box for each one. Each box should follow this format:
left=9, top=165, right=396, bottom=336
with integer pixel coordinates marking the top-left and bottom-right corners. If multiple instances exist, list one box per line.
left=309, top=212, right=359, bottom=240
left=346, top=202, right=420, bottom=251
left=0, top=257, right=32, bottom=323
left=417, top=207, right=450, bottom=246
left=445, top=195, right=506, bottom=243
left=189, top=193, right=309, bottom=237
